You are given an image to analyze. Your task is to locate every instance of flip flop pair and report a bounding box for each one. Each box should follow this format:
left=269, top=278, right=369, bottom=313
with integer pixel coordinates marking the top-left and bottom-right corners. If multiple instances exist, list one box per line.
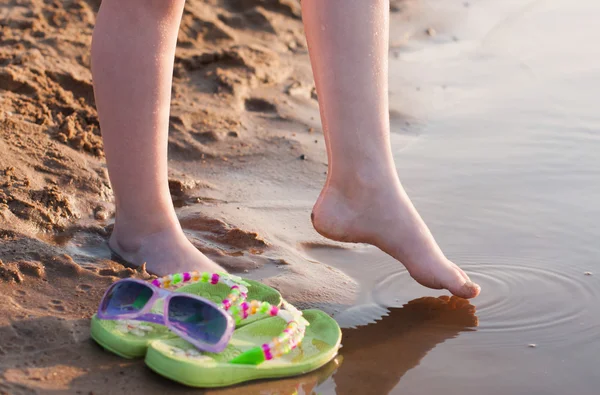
left=91, top=272, right=341, bottom=388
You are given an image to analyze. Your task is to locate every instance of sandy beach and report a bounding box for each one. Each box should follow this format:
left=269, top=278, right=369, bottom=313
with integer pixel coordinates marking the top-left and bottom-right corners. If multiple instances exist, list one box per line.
left=2, top=0, right=600, bottom=394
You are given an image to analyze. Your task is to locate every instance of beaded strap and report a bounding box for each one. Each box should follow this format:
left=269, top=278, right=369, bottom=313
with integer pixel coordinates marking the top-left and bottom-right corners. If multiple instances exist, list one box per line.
left=152, top=272, right=249, bottom=292
left=229, top=299, right=309, bottom=365
left=152, top=271, right=249, bottom=311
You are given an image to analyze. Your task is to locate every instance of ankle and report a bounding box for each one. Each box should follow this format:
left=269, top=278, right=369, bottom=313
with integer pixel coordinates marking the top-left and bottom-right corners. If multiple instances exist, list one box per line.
left=327, top=165, right=399, bottom=198
left=111, top=210, right=181, bottom=252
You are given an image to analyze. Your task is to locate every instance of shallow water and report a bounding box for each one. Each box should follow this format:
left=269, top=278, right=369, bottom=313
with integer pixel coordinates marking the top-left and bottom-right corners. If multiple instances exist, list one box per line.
left=301, top=0, right=600, bottom=394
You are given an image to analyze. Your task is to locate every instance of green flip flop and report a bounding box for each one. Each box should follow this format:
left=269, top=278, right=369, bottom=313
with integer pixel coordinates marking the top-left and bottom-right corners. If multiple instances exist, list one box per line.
left=144, top=309, right=342, bottom=388
left=90, top=278, right=282, bottom=359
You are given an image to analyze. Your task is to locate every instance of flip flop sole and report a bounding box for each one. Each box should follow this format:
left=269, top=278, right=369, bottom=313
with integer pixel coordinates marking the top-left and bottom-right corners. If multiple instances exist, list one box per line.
left=90, top=279, right=282, bottom=359
left=144, top=310, right=342, bottom=388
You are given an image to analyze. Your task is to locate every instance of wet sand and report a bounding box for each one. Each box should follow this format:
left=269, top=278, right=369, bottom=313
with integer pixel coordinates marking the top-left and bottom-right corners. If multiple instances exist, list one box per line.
left=2, top=0, right=600, bottom=394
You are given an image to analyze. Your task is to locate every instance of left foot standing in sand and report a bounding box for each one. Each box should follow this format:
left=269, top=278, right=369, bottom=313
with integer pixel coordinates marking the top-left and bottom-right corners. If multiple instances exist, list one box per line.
left=92, top=0, right=480, bottom=298
left=92, top=0, right=223, bottom=275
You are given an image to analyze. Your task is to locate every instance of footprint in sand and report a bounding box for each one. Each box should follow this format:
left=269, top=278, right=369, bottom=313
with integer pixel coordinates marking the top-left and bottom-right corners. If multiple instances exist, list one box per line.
left=76, top=283, right=92, bottom=292
left=245, top=97, right=277, bottom=113
left=50, top=299, right=65, bottom=312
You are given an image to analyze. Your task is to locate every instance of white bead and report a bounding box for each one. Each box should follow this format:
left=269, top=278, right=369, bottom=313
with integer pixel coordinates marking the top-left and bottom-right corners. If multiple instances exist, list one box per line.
left=278, top=310, right=293, bottom=322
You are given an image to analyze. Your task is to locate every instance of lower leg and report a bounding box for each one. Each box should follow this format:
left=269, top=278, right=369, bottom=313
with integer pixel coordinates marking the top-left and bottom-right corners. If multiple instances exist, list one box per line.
left=302, top=0, right=480, bottom=298
left=92, top=0, right=222, bottom=274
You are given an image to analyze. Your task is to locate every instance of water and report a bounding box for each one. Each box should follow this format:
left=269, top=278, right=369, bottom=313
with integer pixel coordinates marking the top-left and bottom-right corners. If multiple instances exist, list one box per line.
left=303, top=1, right=600, bottom=393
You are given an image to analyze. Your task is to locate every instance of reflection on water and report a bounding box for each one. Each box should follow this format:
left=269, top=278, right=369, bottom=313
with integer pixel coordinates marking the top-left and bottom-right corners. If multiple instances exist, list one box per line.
left=333, top=296, right=477, bottom=395
left=208, top=296, right=477, bottom=395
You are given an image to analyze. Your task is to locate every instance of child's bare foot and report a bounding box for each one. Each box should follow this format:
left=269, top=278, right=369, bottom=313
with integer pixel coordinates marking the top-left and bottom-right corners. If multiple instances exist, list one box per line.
left=109, top=221, right=224, bottom=276
left=311, top=172, right=481, bottom=299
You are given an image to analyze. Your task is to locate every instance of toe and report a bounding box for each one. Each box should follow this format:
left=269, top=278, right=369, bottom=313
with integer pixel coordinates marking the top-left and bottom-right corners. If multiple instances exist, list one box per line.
left=458, top=280, right=481, bottom=299
left=444, top=264, right=481, bottom=299
left=447, top=279, right=480, bottom=299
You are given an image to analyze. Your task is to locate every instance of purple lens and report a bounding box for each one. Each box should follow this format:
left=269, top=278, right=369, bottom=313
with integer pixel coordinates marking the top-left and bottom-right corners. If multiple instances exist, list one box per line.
left=167, top=296, right=228, bottom=346
left=99, top=281, right=153, bottom=317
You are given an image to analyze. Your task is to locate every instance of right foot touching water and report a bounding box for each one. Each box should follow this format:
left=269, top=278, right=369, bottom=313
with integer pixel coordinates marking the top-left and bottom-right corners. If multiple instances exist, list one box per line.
left=311, top=173, right=481, bottom=299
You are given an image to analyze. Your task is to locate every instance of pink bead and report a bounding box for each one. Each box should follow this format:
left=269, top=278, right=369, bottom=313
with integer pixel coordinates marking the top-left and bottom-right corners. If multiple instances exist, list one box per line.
left=183, top=272, right=191, bottom=282
left=211, top=273, right=220, bottom=285
left=152, top=279, right=161, bottom=287
left=270, top=306, right=279, bottom=316
left=222, top=299, right=231, bottom=310
left=262, top=344, right=273, bottom=360
left=241, top=302, right=249, bottom=311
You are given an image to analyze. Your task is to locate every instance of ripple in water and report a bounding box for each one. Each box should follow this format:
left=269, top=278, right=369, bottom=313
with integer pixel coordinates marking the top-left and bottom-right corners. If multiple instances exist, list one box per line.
left=372, top=262, right=600, bottom=347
